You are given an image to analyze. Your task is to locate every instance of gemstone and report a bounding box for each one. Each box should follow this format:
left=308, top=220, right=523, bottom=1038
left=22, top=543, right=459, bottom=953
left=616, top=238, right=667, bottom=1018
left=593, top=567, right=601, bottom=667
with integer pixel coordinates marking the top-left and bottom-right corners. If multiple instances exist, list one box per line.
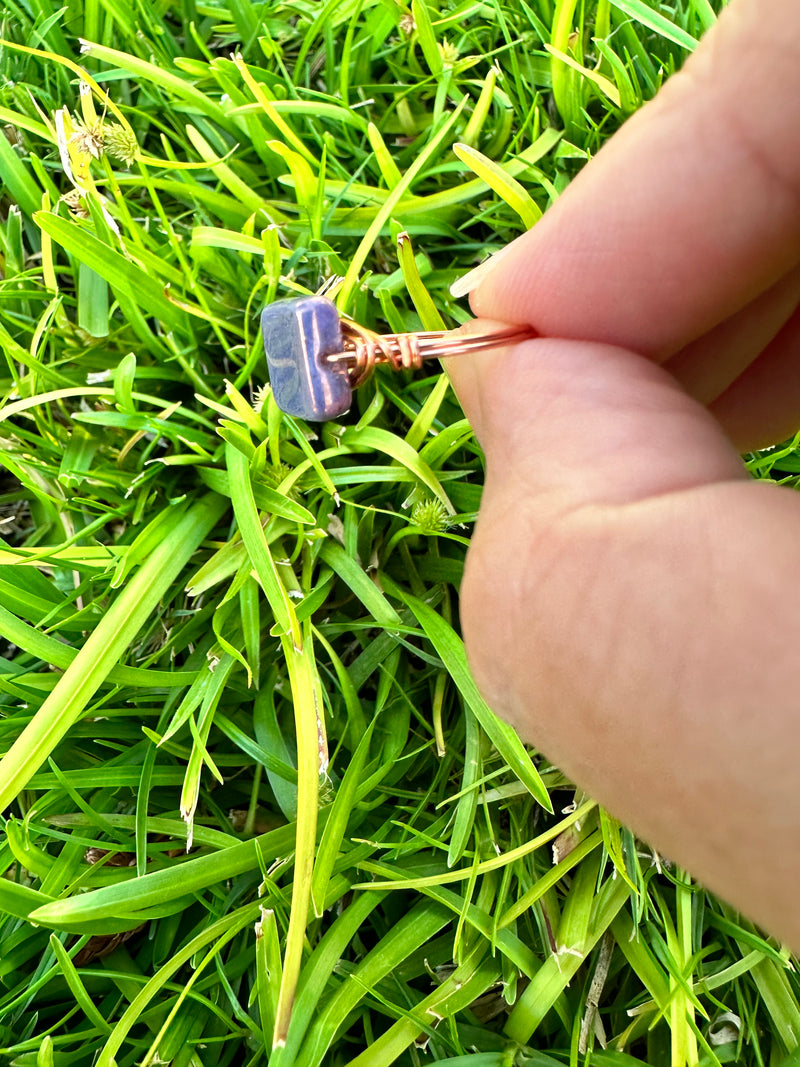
left=261, top=296, right=352, bottom=421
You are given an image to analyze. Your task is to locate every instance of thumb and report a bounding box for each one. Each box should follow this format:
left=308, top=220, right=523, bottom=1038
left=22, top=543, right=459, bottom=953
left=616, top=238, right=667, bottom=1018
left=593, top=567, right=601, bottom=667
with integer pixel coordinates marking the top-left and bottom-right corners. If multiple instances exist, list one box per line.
left=446, top=329, right=746, bottom=512
left=448, top=334, right=800, bottom=953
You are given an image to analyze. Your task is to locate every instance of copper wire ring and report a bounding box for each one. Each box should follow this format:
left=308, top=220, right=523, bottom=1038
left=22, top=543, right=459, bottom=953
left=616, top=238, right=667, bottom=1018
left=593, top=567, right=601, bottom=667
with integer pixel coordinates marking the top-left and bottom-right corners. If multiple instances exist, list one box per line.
left=338, top=320, right=425, bottom=388
left=330, top=319, right=536, bottom=388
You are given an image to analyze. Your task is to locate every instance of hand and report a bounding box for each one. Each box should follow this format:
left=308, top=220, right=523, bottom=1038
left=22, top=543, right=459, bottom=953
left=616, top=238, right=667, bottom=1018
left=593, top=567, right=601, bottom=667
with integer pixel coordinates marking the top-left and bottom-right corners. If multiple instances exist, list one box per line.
left=446, top=0, right=800, bottom=950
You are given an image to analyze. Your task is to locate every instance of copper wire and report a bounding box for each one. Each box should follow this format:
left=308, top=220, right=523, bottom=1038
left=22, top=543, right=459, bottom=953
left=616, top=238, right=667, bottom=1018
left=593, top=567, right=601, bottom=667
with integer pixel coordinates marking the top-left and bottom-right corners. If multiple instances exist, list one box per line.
left=330, top=319, right=535, bottom=388
left=338, top=320, right=425, bottom=388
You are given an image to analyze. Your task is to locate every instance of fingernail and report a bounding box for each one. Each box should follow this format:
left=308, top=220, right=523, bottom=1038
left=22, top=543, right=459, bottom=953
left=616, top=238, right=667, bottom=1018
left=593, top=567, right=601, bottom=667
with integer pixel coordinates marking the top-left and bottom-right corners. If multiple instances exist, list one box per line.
left=449, top=246, right=512, bottom=299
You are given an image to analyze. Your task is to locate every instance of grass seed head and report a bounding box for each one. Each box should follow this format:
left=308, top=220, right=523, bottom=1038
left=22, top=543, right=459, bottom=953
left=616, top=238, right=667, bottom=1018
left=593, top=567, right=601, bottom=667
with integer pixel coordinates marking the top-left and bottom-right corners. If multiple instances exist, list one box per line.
left=69, top=119, right=105, bottom=159
left=411, top=498, right=449, bottom=533
left=103, top=123, right=138, bottom=167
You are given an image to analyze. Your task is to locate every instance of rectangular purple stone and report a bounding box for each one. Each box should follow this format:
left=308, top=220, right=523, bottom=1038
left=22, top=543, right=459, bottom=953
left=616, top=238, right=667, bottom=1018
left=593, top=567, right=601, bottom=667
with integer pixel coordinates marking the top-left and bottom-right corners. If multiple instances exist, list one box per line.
left=261, top=296, right=352, bottom=421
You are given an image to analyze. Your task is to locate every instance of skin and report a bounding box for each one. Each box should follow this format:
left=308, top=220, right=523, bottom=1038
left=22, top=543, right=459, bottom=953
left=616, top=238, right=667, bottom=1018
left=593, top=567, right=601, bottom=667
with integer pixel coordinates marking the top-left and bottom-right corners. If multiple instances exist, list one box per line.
left=445, top=0, right=800, bottom=951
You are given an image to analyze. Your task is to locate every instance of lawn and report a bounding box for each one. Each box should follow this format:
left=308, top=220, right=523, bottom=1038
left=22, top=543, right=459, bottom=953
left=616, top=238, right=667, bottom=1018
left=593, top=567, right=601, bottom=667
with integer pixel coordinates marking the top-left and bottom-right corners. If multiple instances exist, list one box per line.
left=1, top=1, right=798, bottom=1065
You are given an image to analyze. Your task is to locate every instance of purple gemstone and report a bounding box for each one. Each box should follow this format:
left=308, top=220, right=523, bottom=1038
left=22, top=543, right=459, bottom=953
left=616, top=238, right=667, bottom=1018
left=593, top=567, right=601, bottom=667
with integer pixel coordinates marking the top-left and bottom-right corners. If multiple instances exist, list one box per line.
left=261, top=296, right=352, bottom=421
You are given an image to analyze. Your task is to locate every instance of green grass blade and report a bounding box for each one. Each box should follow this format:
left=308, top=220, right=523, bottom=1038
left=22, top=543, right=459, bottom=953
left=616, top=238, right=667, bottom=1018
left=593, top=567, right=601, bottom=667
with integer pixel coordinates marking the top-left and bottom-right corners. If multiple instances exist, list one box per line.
left=412, top=0, right=443, bottom=76
left=611, top=0, right=700, bottom=51
left=296, top=901, right=451, bottom=1067
left=0, top=494, right=226, bottom=810
left=226, top=442, right=299, bottom=643
left=271, top=624, right=323, bottom=1049
left=336, top=97, right=467, bottom=308
left=35, top=212, right=191, bottom=333
left=310, top=718, right=375, bottom=916
left=504, top=874, right=629, bottom=1043
left=453, top=142, right=542, bottom=228
left=344, top=944, right=502, bottom=1066
left=0, top=132, right=42, bottom=216
left=386, top=582, right=552, bottom=810
left=28, top=818, right=309, bottom=930
left=49, top=934, right=113, bottom=1035
left=95, top=903, right=259, bottom=1067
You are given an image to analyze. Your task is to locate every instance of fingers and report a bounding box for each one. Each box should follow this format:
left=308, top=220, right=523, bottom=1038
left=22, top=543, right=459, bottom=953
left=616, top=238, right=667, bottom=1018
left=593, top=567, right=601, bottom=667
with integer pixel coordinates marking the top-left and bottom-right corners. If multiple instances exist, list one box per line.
left=711, top=306, right=800, bottom=449
left=445, top=331, right=745, bottom=513
left=461, top=466, right=800, bottom=953
left=459, top=0, right=800, bottom=361
left=450, top=332, right=800, bottom=951
left=662, top=264, right=800, bottom=405
left=444, top=0, right=800, bottom=949
left=446, top=326, right=744, bottom=778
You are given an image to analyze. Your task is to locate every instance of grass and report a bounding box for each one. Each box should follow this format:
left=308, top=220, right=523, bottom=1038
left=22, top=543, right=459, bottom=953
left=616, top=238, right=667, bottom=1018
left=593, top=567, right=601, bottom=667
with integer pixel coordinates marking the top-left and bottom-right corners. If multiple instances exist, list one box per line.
left=0, top=0, right=797, bottom=1065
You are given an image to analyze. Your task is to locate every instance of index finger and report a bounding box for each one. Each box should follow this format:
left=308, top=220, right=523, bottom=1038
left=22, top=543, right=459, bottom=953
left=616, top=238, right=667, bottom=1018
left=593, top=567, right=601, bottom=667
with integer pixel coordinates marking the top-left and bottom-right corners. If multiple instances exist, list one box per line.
left=457, top=0, right=800, bottom=361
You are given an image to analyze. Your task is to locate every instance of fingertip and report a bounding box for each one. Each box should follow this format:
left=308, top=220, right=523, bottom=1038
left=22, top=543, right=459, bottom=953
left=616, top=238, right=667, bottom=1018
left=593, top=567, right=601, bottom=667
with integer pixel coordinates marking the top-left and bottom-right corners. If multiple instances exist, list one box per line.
left=466, top=236, right=539, bottom=323
left=448, top=245, right=513, bottom=299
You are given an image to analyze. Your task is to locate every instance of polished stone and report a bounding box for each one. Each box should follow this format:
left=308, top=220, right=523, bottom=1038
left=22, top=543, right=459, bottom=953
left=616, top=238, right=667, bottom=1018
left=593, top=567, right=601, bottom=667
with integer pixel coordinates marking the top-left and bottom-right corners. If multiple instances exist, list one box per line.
left=261, top=296, right=352, bottom=421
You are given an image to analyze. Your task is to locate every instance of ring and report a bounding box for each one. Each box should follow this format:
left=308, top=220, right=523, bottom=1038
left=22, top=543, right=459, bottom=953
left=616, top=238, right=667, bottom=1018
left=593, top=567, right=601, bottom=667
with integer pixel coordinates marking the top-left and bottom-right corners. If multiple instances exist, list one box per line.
left=261, top=295, right=535, bottom=421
